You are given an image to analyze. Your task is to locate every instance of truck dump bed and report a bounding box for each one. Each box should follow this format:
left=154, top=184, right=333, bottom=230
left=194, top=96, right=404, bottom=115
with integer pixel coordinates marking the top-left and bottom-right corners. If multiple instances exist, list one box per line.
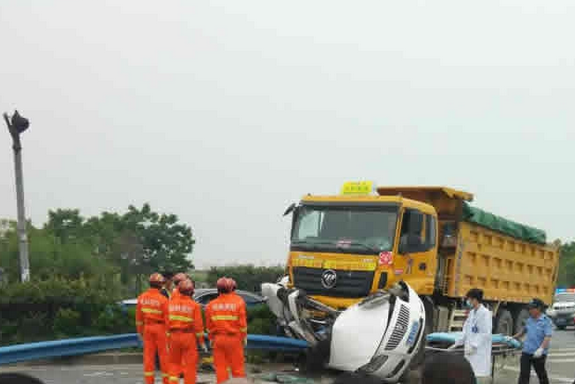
left=376, top=186, right=559, bottom=305
left=445, top=220, right=558, bottom=304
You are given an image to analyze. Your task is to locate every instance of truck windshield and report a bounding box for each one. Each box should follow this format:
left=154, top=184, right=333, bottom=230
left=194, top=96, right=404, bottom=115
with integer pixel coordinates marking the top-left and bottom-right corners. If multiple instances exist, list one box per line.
left=291, top=205, right=398, bottom=254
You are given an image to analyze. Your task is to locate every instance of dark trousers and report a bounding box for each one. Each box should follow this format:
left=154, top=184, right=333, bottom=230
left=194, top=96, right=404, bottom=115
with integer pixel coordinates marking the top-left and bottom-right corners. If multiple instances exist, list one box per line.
left=518, top=353, right=549, bottom=384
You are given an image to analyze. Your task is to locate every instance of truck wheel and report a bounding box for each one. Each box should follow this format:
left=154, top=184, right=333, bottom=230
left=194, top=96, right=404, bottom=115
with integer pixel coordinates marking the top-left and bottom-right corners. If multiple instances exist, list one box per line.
left=557, top=326, right=566, bottom=330
left=514, top=309, right=530, bottom=335
left=495, top=309, right=513, bottom=335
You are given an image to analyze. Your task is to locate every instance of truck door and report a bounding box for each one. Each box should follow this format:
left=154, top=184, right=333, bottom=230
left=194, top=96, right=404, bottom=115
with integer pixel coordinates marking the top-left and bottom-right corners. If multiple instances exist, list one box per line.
left=397, top=208, right=437, bottom=295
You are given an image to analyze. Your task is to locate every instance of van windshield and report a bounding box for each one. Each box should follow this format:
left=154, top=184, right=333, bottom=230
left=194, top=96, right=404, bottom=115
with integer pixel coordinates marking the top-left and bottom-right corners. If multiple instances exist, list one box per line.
left=291, top=205, right=398, bottom=254
left=555, top=293, right=575, bottom=303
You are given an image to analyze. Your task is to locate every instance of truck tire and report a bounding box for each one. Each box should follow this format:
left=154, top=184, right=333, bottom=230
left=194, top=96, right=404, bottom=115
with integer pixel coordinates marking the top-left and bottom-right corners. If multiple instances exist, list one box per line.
left=495, top=309, right=513, bottom=335
left=514, top=309, right=530, bottom=335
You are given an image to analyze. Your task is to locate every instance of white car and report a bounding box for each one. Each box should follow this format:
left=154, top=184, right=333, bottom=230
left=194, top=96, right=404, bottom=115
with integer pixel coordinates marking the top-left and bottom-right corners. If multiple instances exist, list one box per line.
left=262, top=280, right=425, bottom=382
left=547, top=292, right=575, bottom=330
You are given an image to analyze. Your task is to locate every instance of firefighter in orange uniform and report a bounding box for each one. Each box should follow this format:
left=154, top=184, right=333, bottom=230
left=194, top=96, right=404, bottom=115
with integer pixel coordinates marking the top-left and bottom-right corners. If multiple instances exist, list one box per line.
left=171, top=273, right=188, bottom=299
left=167, top=279, right=206, bottom=384
left=136, top=273, right=170, bottom=384
left=205, top=277, right=248, bottom=384
left=170, top=272, right=190, bottom=379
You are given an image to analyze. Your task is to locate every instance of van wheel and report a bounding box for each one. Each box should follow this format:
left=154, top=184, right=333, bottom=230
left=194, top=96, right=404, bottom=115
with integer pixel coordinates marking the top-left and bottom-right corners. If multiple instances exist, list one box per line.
left=514, top=309, right=530, bottom=335
left=495, top=309, right=513, bottom=335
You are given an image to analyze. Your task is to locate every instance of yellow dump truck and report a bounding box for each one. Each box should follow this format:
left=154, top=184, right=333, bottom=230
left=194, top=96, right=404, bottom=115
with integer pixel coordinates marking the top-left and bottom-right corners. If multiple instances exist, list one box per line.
left=284, top=183, right=559, bottom=335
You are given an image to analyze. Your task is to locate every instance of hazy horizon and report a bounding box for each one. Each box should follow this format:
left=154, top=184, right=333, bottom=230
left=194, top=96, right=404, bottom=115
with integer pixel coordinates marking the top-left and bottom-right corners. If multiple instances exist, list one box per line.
left=1, top=1, right=574, bottom=269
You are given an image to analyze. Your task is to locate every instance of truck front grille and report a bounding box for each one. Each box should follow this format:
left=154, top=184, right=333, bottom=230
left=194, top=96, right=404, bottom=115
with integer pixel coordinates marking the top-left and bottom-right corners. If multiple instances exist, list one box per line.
left=385, top=305, right=410, bottom=350
left=292, top=267, right=374, bottom=298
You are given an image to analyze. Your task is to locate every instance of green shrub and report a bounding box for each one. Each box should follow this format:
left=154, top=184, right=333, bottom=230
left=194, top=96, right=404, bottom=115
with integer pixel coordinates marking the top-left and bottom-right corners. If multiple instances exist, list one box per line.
left=53, top=308, right=81, bottom=337
left=247, top=305, right=276, bottom=335
left=0, top=277, right=123, bottom=345
left=207, top=265, right=285, bottom=292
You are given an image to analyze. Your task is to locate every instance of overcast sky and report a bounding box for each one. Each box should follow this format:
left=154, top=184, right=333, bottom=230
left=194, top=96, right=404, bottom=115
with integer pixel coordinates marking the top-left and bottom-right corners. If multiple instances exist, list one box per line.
left=1, top=1, right=574, bottom=269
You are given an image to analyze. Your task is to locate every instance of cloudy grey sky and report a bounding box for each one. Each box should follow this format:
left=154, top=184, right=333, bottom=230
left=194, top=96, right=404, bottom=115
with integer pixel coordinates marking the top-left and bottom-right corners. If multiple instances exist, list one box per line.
left=1, top=1, right=574, bottom=269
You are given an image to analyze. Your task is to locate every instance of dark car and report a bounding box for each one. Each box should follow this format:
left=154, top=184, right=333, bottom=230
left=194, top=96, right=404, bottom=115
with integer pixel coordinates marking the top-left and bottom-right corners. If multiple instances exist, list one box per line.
left=193, top=288, right=266, bottom=308
left=120, top=289, right=266, bottom=309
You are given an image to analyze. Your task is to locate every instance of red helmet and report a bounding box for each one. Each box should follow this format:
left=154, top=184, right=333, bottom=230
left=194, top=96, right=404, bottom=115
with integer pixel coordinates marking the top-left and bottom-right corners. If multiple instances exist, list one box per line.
left=149, top=273, right=165, bottom=286
left=216, top=277, right=234, bottom=293
left=173, top=273, right=188, bottom=286
left=230, top=278, right=237, bottom=291
left=178, top=279, right=195, bottom=295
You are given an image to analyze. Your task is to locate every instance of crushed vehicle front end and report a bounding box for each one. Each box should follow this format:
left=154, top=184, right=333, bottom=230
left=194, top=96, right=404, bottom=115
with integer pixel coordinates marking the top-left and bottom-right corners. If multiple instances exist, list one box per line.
left=261, top=280, right=425, bottom=382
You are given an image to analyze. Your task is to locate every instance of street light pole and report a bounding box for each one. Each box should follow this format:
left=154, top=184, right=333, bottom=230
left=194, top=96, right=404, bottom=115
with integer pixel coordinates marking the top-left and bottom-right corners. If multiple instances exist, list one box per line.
left=3, top=111, right=30, bottom=282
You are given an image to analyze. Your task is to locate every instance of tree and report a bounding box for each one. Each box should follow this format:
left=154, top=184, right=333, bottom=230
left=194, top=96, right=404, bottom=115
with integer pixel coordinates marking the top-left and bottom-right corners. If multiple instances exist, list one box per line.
left=121, top=204, right=195, bottom=273
left=0, top=203, right=195, bottom=291
left=81, top=204, right=195, bottom=293
left=557, top=242, right=575, bottom=287
left=44, top=209, right=84, bottom=244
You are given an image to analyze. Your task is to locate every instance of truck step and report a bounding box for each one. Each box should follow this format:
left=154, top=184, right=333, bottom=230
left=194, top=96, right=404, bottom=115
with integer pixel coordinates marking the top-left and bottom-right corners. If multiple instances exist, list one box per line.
left=449, top=309, right=468, bottom=332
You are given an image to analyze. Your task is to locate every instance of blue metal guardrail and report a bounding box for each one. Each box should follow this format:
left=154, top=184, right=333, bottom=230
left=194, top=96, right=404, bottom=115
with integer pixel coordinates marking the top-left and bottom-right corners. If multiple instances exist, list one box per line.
left=0, top=334, right=309, bottom=366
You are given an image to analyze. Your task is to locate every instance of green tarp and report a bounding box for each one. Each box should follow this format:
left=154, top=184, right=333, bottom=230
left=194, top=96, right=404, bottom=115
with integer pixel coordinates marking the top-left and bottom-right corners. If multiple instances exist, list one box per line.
left=462, top=203, right=546, bottom=245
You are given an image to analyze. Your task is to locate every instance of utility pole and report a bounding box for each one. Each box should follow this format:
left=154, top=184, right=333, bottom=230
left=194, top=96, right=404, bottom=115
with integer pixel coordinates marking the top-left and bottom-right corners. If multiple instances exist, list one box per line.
left=3, top=110, right=30, bottom=282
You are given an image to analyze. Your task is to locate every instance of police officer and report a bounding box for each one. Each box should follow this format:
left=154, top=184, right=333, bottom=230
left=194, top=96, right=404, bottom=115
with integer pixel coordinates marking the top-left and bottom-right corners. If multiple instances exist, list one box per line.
left=450, top=288, right=492, bottom=383
left=513, top=298, right=552, bottom=384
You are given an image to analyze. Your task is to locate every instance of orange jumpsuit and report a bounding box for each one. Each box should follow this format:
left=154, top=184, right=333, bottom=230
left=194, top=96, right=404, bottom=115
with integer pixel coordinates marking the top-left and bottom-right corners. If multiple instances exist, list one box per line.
left=136, top=288, right=170, bottom=384
left=168, top=290, right=192, bottom=380
left=167, top=295, right=205, bottom=384
left=205, top=293, right=248, bottom=384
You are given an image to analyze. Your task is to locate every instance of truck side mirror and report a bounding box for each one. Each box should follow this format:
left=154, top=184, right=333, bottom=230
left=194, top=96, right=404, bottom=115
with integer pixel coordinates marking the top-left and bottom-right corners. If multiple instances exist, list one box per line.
left=283, top=203, right=297, bottom=217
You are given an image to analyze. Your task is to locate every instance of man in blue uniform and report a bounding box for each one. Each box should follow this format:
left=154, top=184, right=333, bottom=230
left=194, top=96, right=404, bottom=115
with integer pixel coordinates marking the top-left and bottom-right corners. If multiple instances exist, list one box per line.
left=512, top=298, right=552, bottom=384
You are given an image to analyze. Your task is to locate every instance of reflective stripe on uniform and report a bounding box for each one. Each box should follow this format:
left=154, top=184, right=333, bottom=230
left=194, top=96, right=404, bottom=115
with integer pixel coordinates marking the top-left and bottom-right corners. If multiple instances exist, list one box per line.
left=142, top=308, right=163, bottom=314
left=144, top=372, right=154, bottom=377
left=169, top=376, right=179, bottom=382
left=211, top=315, right=238, bottom=321
left=240, top=327, right=247, bottom=332
left=135, top=321, right=144, bottom=326
left=196, top=333, right=203, bottom=338
left=169, top=315, right=194, bottom=322
left=162, top=373, right=169, bottom=378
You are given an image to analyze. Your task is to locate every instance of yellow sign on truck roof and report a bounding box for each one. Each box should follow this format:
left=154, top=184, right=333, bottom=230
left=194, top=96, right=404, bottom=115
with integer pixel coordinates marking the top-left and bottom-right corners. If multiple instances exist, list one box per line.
left=341, top=181, right=375, bottom=195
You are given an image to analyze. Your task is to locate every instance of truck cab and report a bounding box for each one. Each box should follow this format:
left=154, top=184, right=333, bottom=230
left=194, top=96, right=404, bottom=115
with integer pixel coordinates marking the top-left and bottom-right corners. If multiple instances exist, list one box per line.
left=286, top=183, right=449, bottom=309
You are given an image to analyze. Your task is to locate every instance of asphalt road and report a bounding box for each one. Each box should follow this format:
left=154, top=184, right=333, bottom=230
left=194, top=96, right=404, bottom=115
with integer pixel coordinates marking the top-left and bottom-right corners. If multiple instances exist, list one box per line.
left=0, top=363, right=309, bottom=384
left=495, top=325, right=575, bottom=384
left=1, top=328, right=574, bottom=384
